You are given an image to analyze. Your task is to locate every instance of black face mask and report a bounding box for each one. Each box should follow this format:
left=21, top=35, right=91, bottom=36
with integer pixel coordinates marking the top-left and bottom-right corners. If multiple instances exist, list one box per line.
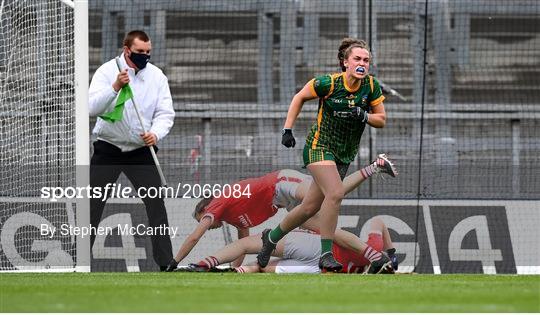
left=128, top=51, right=150, bottom=70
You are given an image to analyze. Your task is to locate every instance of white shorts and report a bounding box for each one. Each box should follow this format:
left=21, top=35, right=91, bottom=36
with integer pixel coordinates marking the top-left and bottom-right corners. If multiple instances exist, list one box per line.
left=273, top=170, right=312, bottom=211
left=275, top=230, right=321, bottom=274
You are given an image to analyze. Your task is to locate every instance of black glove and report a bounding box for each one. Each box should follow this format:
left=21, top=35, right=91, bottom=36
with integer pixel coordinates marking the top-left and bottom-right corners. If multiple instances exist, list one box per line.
left=350, top=107, right=369, bottom=123
left=164, top=258, right=179, bottom=272
left=281, top=128, right=296, bottom=148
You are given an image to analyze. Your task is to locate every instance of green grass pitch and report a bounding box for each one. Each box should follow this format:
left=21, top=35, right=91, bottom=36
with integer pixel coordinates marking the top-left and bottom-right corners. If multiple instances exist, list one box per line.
left=1, top=273, right=538, bottom=312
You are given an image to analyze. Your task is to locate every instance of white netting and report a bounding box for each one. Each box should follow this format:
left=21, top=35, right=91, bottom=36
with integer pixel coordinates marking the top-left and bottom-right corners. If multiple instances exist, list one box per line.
left=0, top=0, right=76, bottom=271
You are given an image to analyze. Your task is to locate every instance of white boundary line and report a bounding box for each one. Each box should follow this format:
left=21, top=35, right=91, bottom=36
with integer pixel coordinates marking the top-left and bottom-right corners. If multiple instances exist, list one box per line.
left=0, top=268, right=75, bottom=273
left=422, top=205, right=441, bottom=274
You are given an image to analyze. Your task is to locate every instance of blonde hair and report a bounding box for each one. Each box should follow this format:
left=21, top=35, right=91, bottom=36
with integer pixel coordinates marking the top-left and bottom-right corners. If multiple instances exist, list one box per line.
left=337, top=38, right=371, bottom=71
left=192, top=197, right=214, bottom=220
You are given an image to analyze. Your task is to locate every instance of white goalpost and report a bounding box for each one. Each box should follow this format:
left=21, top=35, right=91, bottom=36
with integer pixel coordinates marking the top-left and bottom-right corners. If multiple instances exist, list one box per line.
left=0, top=0, right=89, bottom=272
left=74, top=0, right=90, bottom=273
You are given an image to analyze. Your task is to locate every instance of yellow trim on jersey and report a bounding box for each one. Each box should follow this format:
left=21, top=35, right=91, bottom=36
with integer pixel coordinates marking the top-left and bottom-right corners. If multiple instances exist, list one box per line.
left=308, top=79, right=318, bottom=97
left=370, top=95, right=385, bottom=106
left=342, top=72, right=361, bottom=93
left=311, top=100, right=324, bottom=149
left=369, top=75, right=374, bottom=93
left=324, top=73, right=339, bottom=99
left=313, top=73, right=340, bottom=149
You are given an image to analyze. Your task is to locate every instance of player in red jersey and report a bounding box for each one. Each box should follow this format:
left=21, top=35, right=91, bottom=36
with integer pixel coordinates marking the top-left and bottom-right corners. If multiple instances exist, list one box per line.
left=164, top=154, right=397, bottom=271
left=197, top=171, right=281, bottom=230
left=183, top=217, right=397, bottom=274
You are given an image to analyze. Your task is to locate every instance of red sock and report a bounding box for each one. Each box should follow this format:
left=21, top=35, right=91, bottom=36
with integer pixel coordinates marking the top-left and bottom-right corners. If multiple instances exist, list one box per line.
left=198, top=256, right=219, bottom=268
left=362, top=246, right=382, bottom=262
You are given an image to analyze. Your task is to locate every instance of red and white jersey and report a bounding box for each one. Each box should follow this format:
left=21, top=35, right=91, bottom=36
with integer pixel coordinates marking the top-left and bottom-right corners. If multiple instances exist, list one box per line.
left=201, top=171, right=280, bottom=228
left=332, top=233, right=384, bottom=273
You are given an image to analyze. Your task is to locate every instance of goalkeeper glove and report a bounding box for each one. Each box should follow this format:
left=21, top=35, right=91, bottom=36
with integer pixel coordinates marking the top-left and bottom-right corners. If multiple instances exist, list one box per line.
left=350, top=107, right=369, bottom=123
left=281, top=128, right=296, bottom=148
left=164, top=258, right=179, bottom=272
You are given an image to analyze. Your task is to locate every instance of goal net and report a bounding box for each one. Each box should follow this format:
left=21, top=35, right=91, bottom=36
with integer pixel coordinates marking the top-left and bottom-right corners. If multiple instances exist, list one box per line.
left=86, top=0, right=538, bottom=274
left=0, top=0, right=78, bottom=271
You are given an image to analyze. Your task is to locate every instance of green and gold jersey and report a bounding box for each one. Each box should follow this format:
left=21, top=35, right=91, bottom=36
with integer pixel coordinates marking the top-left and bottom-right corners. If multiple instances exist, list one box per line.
left=304, top=72, right=385, bottom=164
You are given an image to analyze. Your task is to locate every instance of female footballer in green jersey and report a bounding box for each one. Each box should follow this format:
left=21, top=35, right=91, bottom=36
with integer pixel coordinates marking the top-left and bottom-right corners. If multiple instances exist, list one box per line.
left=257, top=38, right=387, bottom=272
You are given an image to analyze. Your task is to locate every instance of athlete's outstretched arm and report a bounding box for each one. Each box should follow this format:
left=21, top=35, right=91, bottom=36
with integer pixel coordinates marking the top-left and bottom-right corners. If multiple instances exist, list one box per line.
left=230, top=227, right=250, bottom=267
left=283, top=82, right=318, bottom=129
left=172, top=217, right=212, bottom=263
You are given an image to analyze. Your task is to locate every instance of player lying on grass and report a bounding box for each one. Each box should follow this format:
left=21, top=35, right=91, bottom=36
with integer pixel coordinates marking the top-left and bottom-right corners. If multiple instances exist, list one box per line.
left=165, top=154, right=397, bottom=271
left=180, top=217, right=397, bottom=274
